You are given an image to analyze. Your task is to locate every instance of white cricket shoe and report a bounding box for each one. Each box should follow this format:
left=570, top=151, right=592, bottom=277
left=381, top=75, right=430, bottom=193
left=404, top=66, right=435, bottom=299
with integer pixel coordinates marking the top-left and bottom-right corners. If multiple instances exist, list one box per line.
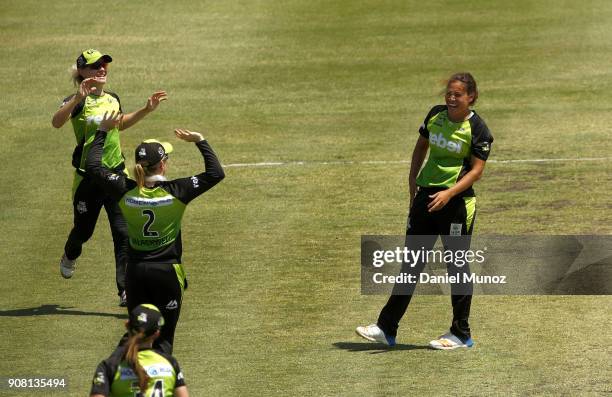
left=355, top=324, right=396, bottom=346
left=59, top=253, right=76, bottom=279
left=429, top=332, right=474, bottom=350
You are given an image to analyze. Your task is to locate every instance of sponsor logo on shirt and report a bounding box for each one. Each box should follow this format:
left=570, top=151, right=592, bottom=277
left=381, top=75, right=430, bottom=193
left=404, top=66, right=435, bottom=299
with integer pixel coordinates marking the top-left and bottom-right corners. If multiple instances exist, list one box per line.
left=120, top=364, right=172, bottom=380
left=120, top=367, right=137, bottom=379
left=146, top=364, right=173, bottom=377
left=86, top=115, right=103, bottom=126
left=430, top=132, right=462, bottom=153
left=166, top=300, right=178, bottom=310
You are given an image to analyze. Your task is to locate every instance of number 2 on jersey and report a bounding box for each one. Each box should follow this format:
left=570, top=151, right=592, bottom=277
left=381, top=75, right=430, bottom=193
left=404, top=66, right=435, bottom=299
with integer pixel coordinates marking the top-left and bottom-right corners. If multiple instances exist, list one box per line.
left=142, top=209, right=159, bottom=237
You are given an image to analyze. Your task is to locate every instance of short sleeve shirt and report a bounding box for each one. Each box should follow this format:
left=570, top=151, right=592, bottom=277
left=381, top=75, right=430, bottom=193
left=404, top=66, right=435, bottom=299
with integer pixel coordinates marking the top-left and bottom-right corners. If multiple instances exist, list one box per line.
left=61, top=91, right=123, bottom=169
left=416, top=105, right=493, bottom=195
left=90, top=347, right=186, bottom=397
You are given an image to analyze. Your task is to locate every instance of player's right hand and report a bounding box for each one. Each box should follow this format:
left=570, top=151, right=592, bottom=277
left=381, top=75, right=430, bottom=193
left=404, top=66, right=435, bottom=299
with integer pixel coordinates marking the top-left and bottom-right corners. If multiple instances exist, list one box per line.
left=75, top=78, right=99, bottom=100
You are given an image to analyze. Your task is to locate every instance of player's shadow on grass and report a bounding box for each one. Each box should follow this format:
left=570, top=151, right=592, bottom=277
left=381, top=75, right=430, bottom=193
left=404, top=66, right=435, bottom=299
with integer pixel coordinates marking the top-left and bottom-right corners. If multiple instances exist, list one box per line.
left=0, top=304, right=127, bottom=319
left=333, top=342, right=430, bottom=354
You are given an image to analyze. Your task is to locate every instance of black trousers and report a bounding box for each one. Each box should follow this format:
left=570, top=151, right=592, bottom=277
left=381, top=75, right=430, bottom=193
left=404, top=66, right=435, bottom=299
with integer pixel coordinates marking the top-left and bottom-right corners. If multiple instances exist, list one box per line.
left=64, top=177, right=128, bottom=295
left=126, top=261, right=186, bottom=355
left=377, top=187, right=476, bottom=342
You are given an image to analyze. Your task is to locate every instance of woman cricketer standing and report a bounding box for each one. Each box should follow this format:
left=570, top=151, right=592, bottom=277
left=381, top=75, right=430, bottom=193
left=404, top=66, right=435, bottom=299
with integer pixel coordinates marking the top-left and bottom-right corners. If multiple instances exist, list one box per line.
left=90, top=304, right=189, bottom=397
left=52, top=49, right=167, bottom=306
left=356, top=72, right=494, bottom=349
left=86, top=111, right=225, bottom=354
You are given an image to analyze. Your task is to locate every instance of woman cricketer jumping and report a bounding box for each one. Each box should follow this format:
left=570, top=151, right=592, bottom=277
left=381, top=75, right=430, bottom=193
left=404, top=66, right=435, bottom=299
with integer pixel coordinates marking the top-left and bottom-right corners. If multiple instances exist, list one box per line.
left=52, top=49, right=167, bottom=306
left=356, top=72, right=494, bottom=349
left=86, top=111, right=225, bottom=354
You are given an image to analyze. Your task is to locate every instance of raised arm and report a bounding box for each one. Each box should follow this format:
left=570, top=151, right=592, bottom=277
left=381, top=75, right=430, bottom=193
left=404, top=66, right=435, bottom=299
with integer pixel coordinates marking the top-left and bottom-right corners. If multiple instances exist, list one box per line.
left=163, top=129, right=225, bottom=204
left=85, top=111, right=132, bottom=201
left=51, top=78, right=99, bottom=128
left=119, top=91, right=168, bottom=130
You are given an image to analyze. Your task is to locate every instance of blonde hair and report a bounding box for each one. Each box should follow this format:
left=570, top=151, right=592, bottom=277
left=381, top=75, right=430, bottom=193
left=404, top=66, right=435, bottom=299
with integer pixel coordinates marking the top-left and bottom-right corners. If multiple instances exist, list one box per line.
left=124, top=331, right=150, bottom=392
left=134, top=162, right=164, bottom=190
left=71, top=64, right=83, bottom=87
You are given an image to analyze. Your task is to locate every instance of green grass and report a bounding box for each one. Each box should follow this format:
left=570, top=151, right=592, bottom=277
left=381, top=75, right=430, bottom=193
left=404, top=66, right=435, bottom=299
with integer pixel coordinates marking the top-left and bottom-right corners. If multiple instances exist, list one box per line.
left=1, top=0, right=611, bottom=395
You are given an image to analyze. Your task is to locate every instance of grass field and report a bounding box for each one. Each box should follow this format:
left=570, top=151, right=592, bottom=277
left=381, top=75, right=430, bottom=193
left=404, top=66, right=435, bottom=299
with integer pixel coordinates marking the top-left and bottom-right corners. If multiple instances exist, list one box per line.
left=1, top=0, right=612, bottom=395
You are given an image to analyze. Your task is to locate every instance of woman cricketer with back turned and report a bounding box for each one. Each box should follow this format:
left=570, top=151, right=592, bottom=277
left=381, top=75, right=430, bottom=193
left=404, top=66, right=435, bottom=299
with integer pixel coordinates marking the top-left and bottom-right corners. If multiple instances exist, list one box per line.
left=52, top=49, right=167, bottom=306
left=86, top=111, right=225, bottom=354
left=90, top=304, right=189, bottom=397
left=356, top=72, right=494, bottom=350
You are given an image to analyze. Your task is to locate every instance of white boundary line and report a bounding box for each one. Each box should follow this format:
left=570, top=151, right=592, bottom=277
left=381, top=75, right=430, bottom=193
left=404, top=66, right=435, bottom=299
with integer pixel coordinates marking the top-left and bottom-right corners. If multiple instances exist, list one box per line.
left=222, top=157, right=612, bottom=169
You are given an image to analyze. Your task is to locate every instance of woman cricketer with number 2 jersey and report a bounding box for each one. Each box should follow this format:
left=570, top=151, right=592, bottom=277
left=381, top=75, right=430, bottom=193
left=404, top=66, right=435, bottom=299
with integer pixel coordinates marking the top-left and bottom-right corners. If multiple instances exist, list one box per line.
left=52, top=49, right=167, bottom=307
left=86, top=111, right=225, bottom=354
left=357, top=72, right=494, bottom=350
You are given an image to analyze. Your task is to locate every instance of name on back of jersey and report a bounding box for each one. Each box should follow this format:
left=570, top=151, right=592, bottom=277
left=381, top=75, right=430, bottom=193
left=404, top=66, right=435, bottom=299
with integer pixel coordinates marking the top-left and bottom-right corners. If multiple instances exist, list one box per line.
left=125, top=195, right=174, bottom=207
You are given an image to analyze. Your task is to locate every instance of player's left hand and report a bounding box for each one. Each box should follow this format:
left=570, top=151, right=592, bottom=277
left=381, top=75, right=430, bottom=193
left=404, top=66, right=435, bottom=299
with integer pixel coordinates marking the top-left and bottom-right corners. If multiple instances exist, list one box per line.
left=174, top=129, right=204, bottom=142
left=145, top=91, right=168, bottom=112
left=99, top=111, right=122, bottom=132
left=428, top=190, right=453, bottom=212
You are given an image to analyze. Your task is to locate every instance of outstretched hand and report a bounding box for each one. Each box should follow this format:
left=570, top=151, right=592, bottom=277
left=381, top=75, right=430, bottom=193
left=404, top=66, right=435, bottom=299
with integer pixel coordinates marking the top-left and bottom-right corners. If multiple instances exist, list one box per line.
left=145, top=91, right=168, bottom=112
left=174, top=129, right=204, bottom=142
left=99, top=111, right=122, bottom=132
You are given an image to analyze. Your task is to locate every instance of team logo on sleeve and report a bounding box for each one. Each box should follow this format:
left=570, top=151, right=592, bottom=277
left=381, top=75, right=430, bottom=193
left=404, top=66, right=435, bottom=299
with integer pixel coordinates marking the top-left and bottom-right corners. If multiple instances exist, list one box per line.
left=481, top=141, right=490, bottom=152
left=93, top=372, right=106, bottom=386
left=77, top=201, right=88, bottom=214
left=190, top=176, right=199, bottom=188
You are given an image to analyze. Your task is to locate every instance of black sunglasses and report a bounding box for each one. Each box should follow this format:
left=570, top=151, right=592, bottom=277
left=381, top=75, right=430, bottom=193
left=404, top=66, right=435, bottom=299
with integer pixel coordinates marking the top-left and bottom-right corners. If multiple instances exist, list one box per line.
left=87, top=61, right=107, bottom=70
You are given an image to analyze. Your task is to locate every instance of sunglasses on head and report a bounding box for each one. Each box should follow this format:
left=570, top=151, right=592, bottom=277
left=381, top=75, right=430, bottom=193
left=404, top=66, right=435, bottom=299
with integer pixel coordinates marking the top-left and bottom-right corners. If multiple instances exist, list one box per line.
left=87, top=61, right=107, bottom=70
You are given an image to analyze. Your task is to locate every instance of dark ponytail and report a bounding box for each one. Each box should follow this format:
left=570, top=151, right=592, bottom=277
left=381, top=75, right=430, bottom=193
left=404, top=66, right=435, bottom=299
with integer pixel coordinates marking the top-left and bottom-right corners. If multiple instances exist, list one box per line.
left=124, top=331, right=150, bottom=392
